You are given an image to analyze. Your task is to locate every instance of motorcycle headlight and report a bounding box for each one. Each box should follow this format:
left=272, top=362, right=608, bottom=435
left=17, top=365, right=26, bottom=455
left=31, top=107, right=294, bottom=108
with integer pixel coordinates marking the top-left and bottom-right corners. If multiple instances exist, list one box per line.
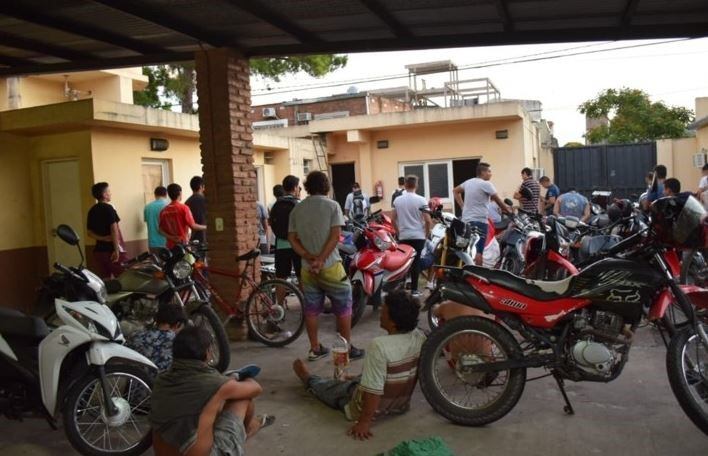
left=65, top=308, right=113, bottom=340
left=172, top=260, right=193, bottom=280
left=373, top=235, right=392, bottom=252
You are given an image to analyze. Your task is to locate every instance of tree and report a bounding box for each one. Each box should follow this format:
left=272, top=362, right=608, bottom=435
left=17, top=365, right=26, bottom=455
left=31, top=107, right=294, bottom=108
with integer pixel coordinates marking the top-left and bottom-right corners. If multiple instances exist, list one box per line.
left=134, top=55, right=347, bottom=114
left=563, top=141, right=584, bottom=148
left=578, top=88, right=694, bottom=144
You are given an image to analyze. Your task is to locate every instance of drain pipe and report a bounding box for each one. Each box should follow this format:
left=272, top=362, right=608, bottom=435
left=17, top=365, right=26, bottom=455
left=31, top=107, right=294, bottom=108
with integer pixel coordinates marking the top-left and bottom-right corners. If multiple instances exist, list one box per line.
left=7, top=76, right=21, bottom=109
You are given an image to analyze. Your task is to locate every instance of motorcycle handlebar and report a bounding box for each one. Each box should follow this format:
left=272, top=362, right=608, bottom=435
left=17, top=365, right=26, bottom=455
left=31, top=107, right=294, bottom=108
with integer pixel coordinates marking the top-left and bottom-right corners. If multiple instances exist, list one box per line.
left=53, top=262, right=87, bottom=282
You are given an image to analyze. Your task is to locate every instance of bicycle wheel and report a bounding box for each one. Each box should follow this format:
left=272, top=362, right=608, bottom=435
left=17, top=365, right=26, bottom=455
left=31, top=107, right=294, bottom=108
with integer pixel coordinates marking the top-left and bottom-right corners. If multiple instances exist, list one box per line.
left=245, top=279, right=305, bottom=347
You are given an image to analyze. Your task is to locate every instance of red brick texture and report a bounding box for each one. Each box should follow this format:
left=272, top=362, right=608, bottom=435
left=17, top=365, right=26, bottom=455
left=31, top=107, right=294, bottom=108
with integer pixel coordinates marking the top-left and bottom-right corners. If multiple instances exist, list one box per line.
left=195, top=49, right=258, bottom=318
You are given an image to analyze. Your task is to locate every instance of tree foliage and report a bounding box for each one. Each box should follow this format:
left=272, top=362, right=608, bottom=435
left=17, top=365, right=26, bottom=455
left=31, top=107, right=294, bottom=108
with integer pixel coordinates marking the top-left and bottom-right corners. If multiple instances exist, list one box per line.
left=578, top=88, right=694, bottom=144
left=134, top=55, right=347, bottom=113
left=563, top=141, right=584, bottom=148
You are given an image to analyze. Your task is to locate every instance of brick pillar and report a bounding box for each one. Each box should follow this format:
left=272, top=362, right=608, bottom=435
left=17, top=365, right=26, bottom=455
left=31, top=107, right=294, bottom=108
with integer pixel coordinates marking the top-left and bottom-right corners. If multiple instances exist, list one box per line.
left=195, top=48, right=258, bottom=337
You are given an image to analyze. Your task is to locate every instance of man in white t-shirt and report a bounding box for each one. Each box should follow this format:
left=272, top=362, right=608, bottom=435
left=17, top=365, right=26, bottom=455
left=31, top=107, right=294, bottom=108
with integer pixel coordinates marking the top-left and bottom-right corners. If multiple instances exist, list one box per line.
left=698, top=164, right=708, bottom=210
left=453, top=162, right=511, bottom=266
left=391, top=175, right=432, bottom=297
left=344, top=183, right=369, bottom=220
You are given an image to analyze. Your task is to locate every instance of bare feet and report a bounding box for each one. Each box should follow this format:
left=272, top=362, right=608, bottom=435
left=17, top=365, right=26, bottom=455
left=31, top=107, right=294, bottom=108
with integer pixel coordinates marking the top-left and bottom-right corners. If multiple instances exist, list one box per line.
left=292, top=359, right=311, bottom=385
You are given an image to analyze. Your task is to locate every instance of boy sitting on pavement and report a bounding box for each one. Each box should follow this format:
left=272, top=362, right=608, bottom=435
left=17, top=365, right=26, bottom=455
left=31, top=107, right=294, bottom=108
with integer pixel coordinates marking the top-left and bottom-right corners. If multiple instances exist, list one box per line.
left=292, top=290, right=425, bottom=440
left=150, top=326, right=274, bottom=456
left=127, top=302, right=186, bottom=372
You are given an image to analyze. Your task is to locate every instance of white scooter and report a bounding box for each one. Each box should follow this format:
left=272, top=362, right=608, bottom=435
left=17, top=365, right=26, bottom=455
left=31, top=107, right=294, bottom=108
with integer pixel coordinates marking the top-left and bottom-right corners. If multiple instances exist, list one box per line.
left=0, top=253, right=157, bottom=456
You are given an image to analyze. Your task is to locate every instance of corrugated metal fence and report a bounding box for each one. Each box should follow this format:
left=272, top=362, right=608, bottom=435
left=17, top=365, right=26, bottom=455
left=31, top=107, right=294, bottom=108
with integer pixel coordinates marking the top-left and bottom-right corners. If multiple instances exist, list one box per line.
left=553, top=142, right=656, bottom=200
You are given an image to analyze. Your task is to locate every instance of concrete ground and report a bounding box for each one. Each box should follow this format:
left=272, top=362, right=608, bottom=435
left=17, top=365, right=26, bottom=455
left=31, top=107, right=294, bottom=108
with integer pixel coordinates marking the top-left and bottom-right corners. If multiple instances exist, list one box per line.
left=1, top=307, right=706, bottom=455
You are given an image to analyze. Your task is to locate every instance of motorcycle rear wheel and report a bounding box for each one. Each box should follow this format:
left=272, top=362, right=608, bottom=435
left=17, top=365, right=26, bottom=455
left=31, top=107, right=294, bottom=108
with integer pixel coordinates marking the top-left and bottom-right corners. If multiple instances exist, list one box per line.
left=666, top=327, right=708, bottom=435
left=63, top=364, right=153, bottom=456
left=419, top=316, right=526, bottom=426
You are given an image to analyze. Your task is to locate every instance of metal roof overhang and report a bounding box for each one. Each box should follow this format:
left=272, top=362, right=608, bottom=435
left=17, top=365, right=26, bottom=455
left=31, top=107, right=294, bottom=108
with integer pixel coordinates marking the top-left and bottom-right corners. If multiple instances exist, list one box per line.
left=0, top=0, right=707, bottom=77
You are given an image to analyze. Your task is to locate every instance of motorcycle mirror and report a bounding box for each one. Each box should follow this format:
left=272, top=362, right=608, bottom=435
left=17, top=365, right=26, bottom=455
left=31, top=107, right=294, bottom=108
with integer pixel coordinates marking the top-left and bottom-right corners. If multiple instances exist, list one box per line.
left=56, top=224, right=80, bottom=246
left=369, top=196, right=381, bottom=205
left=503, top=198, right=513, bottom=207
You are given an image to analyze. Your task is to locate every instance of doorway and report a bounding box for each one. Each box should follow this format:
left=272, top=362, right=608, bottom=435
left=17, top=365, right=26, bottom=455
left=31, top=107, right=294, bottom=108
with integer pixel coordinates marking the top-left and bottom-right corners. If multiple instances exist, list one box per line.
left=141, top=159, right=171, bottom=204
left=42, top=160, right=84, bottom=269
left=452, top=158, right=479, bottom=216
left=330, top=163, right=355, bottom=210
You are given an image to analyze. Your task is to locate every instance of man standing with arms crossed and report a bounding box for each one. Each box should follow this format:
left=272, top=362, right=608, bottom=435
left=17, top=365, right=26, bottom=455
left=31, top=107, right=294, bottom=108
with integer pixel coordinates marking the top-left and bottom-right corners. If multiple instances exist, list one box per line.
left=391, top=175, right=432, bottom=298
left=453, top=163, right=511, bottom=266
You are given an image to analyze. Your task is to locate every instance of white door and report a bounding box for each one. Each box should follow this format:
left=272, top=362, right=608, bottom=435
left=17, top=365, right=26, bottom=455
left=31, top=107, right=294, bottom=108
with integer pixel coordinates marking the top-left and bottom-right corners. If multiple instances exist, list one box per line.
left=42, top=160, right=85, bottom=269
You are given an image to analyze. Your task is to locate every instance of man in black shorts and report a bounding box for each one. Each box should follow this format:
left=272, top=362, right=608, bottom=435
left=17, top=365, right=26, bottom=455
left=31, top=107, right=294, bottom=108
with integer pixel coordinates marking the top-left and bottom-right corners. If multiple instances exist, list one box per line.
left=269, top=175, right=302, bottom=281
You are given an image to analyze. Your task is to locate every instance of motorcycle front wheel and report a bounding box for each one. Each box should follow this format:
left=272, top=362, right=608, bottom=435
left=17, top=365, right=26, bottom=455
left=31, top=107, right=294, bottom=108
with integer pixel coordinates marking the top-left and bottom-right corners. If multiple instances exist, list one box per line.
left=351, top=282, right=368, bottom=328
left=190, top=305, right=231, bottom=372
left=666, top=327, right=708, bottom=435
left=63, top=364, right=153, bottom=456
left=500, top=248, right=523, bottom=275
left=418, top=316, right=526, bottom=426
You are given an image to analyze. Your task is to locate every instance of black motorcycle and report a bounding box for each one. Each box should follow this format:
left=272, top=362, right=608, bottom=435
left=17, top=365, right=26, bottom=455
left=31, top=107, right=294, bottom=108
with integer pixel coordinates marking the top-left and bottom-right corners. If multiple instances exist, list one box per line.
left=38, top=225, right=231, bottom=372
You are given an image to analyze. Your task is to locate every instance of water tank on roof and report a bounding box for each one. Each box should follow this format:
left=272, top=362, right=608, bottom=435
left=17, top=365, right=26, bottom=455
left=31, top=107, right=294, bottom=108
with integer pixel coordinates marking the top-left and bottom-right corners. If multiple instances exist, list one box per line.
left=347, top=86, right=359, bottom=94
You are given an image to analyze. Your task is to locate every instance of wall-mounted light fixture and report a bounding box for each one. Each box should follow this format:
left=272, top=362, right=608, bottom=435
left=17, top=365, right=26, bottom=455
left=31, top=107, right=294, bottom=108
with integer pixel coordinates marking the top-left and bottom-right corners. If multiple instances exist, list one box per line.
left=377, top=140, right=389, bottom=149
left=495, top=130, right=509, bottom=139
left=150, top=138, right=169, bottom=151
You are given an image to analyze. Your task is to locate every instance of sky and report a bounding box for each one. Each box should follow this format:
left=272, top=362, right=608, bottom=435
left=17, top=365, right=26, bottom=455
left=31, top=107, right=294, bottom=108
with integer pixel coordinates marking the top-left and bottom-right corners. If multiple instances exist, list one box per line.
left=249, top=37, right=708, bottom=145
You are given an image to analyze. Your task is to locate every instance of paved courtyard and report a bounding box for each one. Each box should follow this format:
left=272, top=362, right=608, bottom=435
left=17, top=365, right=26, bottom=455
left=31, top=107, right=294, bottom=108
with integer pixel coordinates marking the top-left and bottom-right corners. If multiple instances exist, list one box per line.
left=1, top=307, right=706, bottom=456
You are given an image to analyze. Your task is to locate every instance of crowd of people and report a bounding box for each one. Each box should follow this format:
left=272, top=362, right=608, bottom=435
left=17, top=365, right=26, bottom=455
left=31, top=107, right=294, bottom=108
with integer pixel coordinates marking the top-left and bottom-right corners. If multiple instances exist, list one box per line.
left=81, top=160, right=701, bottom=455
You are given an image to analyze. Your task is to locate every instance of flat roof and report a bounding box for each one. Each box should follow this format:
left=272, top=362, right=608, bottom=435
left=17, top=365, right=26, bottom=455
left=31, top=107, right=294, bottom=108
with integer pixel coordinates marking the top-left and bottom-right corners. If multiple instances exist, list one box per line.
left=0, top=1, right=707, bottom=76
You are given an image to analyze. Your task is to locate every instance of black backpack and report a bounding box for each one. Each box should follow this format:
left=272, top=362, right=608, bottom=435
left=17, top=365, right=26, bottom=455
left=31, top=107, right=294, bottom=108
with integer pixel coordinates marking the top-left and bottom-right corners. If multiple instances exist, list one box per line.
left=269, top=197, right=297, bottom=240
left=351, top=191, right=365, bottom=219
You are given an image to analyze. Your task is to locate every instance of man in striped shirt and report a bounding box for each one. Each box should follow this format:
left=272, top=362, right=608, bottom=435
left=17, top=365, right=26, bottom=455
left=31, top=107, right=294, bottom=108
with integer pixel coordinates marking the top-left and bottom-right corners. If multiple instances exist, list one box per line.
left=514, top=167, right=541, bottom=213
left=292, top=290, right=425, bottom=440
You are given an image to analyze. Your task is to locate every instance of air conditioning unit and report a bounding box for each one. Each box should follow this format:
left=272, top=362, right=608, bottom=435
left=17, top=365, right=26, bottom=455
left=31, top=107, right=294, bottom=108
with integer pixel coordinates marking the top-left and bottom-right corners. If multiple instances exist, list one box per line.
left=693, top=153, right=707, bottom=168
left=296, top=112, right=312, bottom=122
left=262, top=107, right=277, bottom=119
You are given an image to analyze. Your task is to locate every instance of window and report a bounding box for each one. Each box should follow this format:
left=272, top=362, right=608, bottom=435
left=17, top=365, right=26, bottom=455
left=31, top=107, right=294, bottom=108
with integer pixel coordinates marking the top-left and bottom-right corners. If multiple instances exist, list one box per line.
left=303, top=159, right=313, bottom=176
left=141, top=159, right=171, bottom=204
left=400, top=161, right=452, bottom=201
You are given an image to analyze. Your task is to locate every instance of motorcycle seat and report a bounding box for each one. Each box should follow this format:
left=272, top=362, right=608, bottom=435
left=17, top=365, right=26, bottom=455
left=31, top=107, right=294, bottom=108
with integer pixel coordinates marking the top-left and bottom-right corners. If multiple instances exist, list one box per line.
left=237, top=249, right=260, bottom=262
left=0, top=307, right=49, bottom=339
left=338, top=243, right=357, bottom=256
left=462, top=265, right=573, bottom=301
left=494, top=220, right=509, bottom=232
left=381, top=245, right=415, bottom=270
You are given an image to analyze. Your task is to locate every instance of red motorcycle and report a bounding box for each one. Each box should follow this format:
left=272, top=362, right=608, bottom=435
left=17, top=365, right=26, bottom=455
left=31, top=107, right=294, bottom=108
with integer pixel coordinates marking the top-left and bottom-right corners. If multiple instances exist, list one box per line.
left=419, top=195, right=708, bottom=435
left=348, top=217, right=416, bottom=326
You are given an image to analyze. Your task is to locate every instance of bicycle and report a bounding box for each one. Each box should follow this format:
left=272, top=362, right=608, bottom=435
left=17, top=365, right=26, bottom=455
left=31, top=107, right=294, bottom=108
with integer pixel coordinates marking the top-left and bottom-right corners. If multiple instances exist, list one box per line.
left=189, top=243, right=305, bottom=347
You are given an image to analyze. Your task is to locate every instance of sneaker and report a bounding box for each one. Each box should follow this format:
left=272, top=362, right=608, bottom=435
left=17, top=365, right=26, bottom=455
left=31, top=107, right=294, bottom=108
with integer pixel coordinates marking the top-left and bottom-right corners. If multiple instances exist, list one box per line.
left=307, top=344, right=330, bottom=361
left=349, top=345, right=365, bottom=360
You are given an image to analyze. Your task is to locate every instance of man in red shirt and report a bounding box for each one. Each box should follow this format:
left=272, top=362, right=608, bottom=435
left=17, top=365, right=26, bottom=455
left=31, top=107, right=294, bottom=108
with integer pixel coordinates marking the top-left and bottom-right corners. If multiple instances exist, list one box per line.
left=159, top=183, right=207, bottom=248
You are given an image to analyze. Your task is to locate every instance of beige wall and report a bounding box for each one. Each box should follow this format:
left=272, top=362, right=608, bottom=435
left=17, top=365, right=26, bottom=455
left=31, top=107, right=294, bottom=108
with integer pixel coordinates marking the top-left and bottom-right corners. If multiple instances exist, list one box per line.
left=0, top=133, right=34, bottom=250
left=328, top=118, right=529, bottom=208
left=657, top=137, right=703, bottom=192
left=0, top=130, right=94, bottom=251
left=90, top=128, right=202, bottom=243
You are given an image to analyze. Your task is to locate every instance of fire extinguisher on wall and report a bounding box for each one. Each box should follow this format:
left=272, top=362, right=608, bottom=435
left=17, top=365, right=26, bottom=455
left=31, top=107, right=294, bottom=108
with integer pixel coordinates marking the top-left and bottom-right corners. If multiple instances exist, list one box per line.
left=374, top=180, right=384, bottom=199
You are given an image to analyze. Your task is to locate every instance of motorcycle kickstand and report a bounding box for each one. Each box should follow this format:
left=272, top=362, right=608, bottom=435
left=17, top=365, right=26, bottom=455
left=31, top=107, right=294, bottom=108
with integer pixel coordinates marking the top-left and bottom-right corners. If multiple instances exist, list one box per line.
left=552, top=371, right=575, bottom=415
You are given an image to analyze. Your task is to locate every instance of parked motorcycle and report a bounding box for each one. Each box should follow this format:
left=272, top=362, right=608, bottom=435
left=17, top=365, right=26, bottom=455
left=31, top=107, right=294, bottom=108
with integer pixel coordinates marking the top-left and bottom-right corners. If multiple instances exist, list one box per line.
left=2, top=260, right=156, bottom=455
left=39, top=225, right=230, bottom=372
left=418, top=195, right=708, bottom=435
left=348, top=215, right=416, bottom=326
